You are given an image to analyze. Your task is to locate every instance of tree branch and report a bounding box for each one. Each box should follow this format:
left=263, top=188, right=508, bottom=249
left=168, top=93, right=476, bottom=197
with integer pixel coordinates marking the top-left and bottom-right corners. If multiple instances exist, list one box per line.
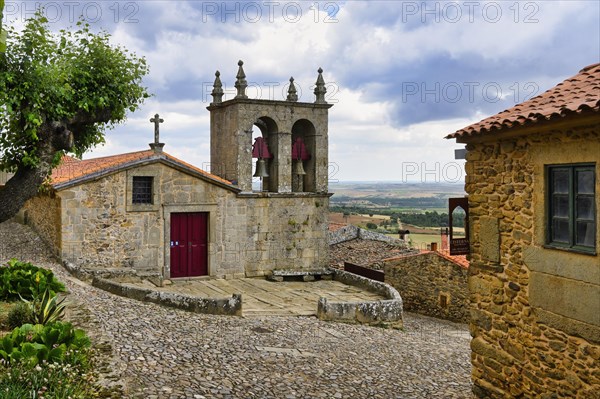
left=68, top=108, right=113, bottom=126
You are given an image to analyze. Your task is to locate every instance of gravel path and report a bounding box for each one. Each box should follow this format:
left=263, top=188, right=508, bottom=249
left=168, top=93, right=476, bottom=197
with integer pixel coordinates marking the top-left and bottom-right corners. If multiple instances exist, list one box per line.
left=1, top=221, right=474, bottom=399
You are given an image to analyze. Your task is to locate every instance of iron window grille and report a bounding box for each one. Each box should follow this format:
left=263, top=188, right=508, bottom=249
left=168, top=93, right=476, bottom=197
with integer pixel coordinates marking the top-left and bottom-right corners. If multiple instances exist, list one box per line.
left=547, top=164, right=596, bottom=254
left=132, top=176, right=153, bottom=204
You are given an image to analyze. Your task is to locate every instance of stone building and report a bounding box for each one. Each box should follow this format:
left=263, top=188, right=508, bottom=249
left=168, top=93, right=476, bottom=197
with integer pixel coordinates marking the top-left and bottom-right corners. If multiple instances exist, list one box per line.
left=447, top=63, right=599, bottom=397
left=384, top=250, right=469, bottom=323
left=21, top=62, right=333, bottom=280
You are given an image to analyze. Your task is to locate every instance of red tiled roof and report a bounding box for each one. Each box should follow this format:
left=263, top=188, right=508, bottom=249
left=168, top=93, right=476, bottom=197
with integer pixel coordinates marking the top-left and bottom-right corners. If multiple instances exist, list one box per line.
left=435, top=250, right=469, bottom=269
left=447, top=63, right=600, bottom=140
left=328, top=222, right=348, bottom=232
left=51, top=150, right=233, bottom=188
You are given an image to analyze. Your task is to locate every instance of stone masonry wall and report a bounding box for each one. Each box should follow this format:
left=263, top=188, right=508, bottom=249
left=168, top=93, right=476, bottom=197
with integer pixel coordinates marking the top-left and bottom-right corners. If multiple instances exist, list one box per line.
left=59, top=170, right=161, bottom=270
left=240, top=194, right=329, bottom=277
left=465, top=126, right=600, bottom=398
left=384, top=252, right=469, bottom=323
left=22, top=192, right=62, bottom=257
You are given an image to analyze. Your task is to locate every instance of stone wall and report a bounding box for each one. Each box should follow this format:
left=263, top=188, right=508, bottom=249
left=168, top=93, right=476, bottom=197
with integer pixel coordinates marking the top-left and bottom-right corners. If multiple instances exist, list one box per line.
left=328, top=224, right=405, bottom=245
left=58, top=168, right=164, bottom=271
left=384, top=252, right=469, bottom=323
left=317, top=269, right=403, bottom=328
left=240, top=193, right=329, bottom=277
left=22, top=192, right=62, bottom=257
left=464, top=126, right=600, bottom=398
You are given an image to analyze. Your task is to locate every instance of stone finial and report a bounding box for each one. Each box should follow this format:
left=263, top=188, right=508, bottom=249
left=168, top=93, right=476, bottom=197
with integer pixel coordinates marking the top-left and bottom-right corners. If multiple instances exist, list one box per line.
left=287, top=77, right=298, bottom=102
left=234, top=60, right=248, bottom=99
left=211, top=70, right=224, bottom=104
left=149, top=113, right=165, bottom=153
left=314, top=67, right=327, bottom=104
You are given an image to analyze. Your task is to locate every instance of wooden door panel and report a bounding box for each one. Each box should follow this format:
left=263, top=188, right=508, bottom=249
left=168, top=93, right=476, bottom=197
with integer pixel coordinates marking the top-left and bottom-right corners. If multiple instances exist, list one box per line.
left=170, top=212, right=208, bottom=278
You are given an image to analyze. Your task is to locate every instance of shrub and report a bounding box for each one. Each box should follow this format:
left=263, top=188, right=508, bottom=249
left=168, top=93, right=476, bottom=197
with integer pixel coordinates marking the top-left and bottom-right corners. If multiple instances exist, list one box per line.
left=366, top=222, right=378, bottom=230
left=0, top=322, right=90, bottom=367
left=0, top=259, right=65, bottom=301
left=7, top=302, right=31, bottom=330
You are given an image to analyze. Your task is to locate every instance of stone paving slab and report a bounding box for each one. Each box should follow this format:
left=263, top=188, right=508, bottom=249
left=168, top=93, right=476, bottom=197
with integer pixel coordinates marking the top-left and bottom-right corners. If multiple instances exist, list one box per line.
left=124, top=278, right=387, bottom=317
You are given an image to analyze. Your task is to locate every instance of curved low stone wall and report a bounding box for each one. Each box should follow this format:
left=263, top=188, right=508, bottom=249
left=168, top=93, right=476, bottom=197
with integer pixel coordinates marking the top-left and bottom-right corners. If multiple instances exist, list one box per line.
left=92, top=277, right=242, bottom=316
left=317, top=269, right=403, bottom=328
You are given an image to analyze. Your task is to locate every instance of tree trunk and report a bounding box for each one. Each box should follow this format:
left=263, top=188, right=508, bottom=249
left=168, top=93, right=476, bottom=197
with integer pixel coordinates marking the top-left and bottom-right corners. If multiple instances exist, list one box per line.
left=0, top=121, right=72, bottom=224
left=0, top=164, right=51, bottom=223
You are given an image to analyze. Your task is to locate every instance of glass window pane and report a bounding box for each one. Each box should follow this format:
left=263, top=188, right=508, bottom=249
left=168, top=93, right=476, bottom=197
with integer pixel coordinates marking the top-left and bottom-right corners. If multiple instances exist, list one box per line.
left=576, top=196, right=595, bottom=220
left=577, top=170, right=595, bottom=195
left=576, top=221, right=595, bottom=247
left=552, top=169, right=570, bottom=194
left=132, top=176, right=153, bottom=204
left=552, top=195, right=569, bottom=217
left=551, top=218, right=570, bottom=243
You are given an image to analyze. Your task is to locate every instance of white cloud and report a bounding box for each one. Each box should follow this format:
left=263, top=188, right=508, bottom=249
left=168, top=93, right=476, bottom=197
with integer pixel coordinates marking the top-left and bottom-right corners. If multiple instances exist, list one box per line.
left=69, top=0, right=598, bottom=183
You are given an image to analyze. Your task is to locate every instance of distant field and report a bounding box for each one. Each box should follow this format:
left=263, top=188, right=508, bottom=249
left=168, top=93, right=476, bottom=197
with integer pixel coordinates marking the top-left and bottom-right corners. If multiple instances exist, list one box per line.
left=329, top=212, right=389, bottom=227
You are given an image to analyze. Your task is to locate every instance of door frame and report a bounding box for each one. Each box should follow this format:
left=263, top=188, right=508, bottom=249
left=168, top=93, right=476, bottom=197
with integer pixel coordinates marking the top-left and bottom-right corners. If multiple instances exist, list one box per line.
left=163, top=204, right=217, bottom=279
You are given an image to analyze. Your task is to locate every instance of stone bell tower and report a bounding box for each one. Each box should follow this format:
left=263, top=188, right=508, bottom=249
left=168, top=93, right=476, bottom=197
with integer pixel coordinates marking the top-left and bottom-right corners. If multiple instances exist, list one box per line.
left=207, top=60, right=332, bottom=193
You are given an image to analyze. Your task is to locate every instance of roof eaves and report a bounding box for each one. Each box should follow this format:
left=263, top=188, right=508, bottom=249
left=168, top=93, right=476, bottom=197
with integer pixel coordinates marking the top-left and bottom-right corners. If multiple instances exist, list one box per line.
left=53, top=156, right=159, bottom=190
left=53, top=155, right=240, bottom=193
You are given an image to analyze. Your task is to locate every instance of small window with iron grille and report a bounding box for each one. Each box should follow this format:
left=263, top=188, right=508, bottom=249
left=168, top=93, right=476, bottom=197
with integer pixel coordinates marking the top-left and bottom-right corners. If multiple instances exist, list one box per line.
left=547, top=164, right=596, bottom=253
left=132, top=176, right=153, bottom=204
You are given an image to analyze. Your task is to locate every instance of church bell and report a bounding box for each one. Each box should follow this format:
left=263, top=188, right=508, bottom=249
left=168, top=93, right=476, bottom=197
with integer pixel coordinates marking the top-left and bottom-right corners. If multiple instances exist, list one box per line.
left=253, top=158, right=269, bottom=178
left=293, top=160, right=306, bottom=176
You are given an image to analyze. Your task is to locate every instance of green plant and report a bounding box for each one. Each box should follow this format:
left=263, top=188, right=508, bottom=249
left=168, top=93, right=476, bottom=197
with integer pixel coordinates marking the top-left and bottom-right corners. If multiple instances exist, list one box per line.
left=7, top=302, right=31, bottom=329
left=0, top=322, right=90, bottom=367
left=0, top=259, right=65, bottom=300
left=0, top=334, right=98, bottom=398
left=20, top=287, right=67, bottom=325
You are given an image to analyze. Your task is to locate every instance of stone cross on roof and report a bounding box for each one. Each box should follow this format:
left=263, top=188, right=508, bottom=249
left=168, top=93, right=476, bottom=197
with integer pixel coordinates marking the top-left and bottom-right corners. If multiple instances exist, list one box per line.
left=149, top=113, right=165, bottom=153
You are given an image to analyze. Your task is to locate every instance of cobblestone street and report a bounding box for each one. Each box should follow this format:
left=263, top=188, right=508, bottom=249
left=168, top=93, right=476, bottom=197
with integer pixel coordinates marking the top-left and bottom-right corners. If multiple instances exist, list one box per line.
left=1, top=221, right=474, bottom=398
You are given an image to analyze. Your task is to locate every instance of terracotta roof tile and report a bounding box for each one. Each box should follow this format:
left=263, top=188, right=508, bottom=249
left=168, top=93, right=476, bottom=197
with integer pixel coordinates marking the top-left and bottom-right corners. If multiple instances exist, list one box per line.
left=51, top=150, right=233, bottom=188
left=447, top=63, right=600, bottom=140
left=328, top=222, right=348, bottom=232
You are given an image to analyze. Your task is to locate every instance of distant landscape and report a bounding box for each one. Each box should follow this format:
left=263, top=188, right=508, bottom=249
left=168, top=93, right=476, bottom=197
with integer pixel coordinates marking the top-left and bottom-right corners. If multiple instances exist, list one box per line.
left=328, top=182, right=467, bottom=249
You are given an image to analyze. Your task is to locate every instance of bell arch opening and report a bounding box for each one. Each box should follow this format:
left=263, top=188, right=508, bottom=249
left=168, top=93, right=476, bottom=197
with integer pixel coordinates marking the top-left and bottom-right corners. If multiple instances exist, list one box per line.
left=291, top=119, right=317, bottom=193
left=252, top=116, right=278, bottom=192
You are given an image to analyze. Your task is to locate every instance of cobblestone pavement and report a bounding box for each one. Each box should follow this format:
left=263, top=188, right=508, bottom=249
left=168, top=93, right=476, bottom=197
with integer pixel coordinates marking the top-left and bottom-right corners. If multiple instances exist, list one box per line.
left=1, top=221, right=474, bottom=398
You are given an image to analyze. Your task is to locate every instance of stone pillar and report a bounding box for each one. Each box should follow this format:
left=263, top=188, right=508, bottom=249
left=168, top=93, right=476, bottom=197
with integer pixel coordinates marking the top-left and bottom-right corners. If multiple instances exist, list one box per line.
left=275, top=132, right=292, bottom=193
left=237, top=128, right=253, bottom=192
left=314, top=117, right=329, bottom=193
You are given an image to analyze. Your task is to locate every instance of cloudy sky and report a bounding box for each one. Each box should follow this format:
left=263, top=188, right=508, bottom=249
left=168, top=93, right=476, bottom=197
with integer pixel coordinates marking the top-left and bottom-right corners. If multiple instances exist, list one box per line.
left=4, top=1, right=600, bottom=182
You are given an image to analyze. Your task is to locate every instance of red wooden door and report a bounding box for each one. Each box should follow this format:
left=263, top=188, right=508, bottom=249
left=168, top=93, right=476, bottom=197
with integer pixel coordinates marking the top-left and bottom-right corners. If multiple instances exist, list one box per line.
left=170, top=212, right=208, bottom=278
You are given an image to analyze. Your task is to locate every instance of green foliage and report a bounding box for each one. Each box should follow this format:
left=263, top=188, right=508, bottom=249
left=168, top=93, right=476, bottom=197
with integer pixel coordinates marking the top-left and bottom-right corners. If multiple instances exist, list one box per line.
left=366, top=222, right=378, bottom=230
left=0, top=259, right=65, bottom=300
left=0, top=0, right=5, bottom=54
left=331, top=206, right=465, bottom=228
left=0, top=322, right=90, bottom=367
left=20, top=288, right=67, bottom=325
left=7, top=302, right=32, bottom=330
left=0, top=12, right=150, bottom=171
left=0, top=322, right=97, bottom=398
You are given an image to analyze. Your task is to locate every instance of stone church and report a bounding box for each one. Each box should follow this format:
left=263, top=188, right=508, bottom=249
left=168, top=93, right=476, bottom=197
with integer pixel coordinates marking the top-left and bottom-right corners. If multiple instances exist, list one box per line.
left=21, top=61, right=333, bottom=280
